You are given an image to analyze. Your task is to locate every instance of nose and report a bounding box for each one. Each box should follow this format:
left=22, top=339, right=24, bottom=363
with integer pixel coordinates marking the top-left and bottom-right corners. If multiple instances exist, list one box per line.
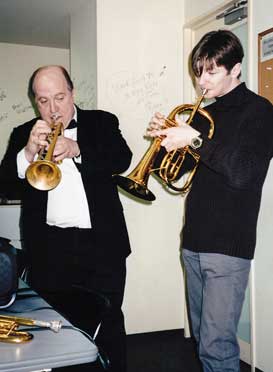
left=49, top=99, right=58, bottom=114
left=197, top=72, right=207, bottom=89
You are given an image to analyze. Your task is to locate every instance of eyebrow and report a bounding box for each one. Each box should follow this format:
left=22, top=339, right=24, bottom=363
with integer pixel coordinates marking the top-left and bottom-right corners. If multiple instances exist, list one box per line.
left=37, top=92, right=66, bottom=99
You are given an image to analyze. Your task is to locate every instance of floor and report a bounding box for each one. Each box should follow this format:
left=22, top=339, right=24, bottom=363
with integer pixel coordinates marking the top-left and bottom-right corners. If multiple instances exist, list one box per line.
left=56, top=328, right=262, bottom=371
left=127, top=329, right=260, bottom=372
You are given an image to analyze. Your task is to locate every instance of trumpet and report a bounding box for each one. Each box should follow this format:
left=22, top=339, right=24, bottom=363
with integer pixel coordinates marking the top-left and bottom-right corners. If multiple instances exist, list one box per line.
left=26, top=120, right=63, bottom=191
left=114, top=91, right=214, bottom=201
left=0, top=314, right=62, bottom=343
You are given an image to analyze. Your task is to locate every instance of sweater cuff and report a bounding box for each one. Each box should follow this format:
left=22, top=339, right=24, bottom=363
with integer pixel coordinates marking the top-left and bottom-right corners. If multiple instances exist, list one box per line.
left=194, top=137, right=220, bottom=162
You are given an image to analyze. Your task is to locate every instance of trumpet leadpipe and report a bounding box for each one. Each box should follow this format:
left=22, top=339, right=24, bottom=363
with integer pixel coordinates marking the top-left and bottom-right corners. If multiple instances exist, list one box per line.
left=0, top=315, right=62, bottom=332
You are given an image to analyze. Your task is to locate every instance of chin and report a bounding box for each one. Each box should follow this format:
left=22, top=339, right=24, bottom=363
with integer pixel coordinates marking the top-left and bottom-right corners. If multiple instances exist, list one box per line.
left=207, top=90, right=219, bottom=99
left=204, top=92, right=213, bottom=99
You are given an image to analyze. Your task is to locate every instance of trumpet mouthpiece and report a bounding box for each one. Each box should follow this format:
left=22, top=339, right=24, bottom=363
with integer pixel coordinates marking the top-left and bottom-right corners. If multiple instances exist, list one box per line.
left=51, top=113, right=60, bottom=121
left=34, top=319, right=62, bottom=332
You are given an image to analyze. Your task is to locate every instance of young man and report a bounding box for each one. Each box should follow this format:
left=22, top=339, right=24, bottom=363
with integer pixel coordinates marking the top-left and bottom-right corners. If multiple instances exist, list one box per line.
left=148, top=30, right=273, bottom=371
left=0, top=65, right=132, bottom=372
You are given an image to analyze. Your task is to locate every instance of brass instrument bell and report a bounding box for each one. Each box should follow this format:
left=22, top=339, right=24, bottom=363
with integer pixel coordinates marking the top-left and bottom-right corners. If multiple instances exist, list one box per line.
left=26, top=121, right=63, bottom=191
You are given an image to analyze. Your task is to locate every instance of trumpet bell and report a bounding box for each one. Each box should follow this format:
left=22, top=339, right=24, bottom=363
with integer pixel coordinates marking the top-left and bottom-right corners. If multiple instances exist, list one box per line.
left=26, top=160, right=62, bottom=191
left=114, top=175, right=155, bottom=201
left=26, top=121, right=63, bottom=191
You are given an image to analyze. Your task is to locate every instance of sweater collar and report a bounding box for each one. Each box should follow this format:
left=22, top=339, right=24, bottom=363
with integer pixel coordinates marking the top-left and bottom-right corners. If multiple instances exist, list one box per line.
left=214, top=82, right=248, bottom=108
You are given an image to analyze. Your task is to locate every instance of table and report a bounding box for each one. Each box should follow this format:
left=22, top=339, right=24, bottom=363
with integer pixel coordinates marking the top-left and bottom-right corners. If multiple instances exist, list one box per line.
left=0, top=287, right=98, bottom=372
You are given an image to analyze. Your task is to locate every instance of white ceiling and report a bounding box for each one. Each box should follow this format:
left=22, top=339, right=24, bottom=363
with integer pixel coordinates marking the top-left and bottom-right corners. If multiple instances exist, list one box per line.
left=0, top=0, right=90, bottom=49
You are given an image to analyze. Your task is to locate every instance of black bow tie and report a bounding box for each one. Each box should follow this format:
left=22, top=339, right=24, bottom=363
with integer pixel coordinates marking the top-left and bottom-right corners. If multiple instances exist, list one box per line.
left=66, top=119, right=77, bottom=130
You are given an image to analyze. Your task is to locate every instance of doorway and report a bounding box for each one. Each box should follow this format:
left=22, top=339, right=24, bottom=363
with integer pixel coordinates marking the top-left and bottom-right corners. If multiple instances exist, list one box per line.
left=182, top=1, right=251, bottom=366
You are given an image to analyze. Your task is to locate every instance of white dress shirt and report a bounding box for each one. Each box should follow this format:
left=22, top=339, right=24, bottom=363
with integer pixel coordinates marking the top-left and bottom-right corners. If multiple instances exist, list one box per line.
left=16, top=112, right=92, bottom=229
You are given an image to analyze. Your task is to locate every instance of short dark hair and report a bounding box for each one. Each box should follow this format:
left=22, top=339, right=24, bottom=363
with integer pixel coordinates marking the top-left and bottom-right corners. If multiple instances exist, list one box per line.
left=28, top=65, right=74, bottom=98
left=191, top=29, right=244, bottom=77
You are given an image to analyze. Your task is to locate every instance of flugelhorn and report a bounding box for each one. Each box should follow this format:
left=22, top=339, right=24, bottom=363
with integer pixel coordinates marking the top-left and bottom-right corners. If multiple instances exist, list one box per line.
left=26, top=119, right=63, bottom=191
left=113, top=91, right=214, bottom=201
left=0, top=314, right=62, bottom=343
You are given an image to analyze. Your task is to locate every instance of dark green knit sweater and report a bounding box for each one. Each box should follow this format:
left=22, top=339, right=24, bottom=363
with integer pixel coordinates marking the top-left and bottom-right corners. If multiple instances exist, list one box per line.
left=182, top=83, right=273, bottom=259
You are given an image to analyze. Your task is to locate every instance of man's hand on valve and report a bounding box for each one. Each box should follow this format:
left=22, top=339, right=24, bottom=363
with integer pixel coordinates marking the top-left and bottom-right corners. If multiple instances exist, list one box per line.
left=24, top=120, right=80, bottom=163
left=24, top=120, right=52, bottom=162
left=147, top=112, right=201, bottom=152
left=53, top=136, right=80, bottom=162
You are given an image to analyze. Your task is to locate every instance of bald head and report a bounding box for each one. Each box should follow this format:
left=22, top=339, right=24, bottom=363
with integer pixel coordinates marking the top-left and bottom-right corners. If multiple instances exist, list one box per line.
left=29, top=65, right=75, bottom=127
left=29, top=65, right=74, bottom=99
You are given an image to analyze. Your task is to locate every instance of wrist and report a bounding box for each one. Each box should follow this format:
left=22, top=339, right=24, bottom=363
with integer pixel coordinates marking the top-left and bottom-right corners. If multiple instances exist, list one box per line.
left=24, top=147, right=35, bottom=163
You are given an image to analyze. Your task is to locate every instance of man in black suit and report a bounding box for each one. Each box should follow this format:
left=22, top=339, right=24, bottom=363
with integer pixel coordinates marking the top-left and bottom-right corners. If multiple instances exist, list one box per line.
left=0, top=65, right=132, bottom=372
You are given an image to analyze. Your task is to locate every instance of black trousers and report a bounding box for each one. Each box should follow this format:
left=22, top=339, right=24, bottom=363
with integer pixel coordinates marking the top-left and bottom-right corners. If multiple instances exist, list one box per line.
left=29, top=225, right=127, bottom=372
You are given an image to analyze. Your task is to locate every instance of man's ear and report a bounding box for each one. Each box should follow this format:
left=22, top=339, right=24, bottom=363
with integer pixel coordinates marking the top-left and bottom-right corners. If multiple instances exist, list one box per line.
left=231, top=62, right=242, bottom=78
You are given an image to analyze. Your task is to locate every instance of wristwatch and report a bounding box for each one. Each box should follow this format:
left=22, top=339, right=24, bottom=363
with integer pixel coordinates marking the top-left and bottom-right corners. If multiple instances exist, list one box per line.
left=190, top=136, right=203, bottom=150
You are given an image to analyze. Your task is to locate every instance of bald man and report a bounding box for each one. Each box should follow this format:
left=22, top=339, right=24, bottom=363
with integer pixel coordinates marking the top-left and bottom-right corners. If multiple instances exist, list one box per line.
left=0, top=65, right=132, bottom=372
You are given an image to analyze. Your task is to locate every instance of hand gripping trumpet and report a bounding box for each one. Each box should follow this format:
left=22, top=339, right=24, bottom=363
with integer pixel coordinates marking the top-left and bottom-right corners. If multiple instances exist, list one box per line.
left=113, top=90, right=214, bottom=201
left=0, top=314, right=62, bottom=343
left=26, top=118, right=63, bottom=191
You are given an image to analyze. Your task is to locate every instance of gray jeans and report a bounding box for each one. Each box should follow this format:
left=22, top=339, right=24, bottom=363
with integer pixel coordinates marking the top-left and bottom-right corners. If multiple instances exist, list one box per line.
left=182, top=249, right=251, bottom=372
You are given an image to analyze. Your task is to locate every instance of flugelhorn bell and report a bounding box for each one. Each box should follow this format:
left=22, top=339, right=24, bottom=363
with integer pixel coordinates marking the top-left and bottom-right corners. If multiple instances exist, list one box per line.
left=113, top=91, right=214, bottom=201
left=114, top=137, right=162, bottom=201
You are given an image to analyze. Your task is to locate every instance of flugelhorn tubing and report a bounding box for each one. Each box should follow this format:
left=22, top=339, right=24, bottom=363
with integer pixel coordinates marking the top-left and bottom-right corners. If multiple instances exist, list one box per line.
left=0, top=314, right=62, bottom=332
left=158, top=89, right=214, bottom=193
left=163, top=89, right=207, bottom=129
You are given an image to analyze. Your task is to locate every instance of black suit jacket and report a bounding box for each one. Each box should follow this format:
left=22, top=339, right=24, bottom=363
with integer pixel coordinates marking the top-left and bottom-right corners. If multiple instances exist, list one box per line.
left=0, top=107, right=132, bottom=263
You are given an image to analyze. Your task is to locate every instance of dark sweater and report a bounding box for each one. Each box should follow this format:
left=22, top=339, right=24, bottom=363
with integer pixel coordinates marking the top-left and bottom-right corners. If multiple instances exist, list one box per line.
left=182, top=83, right=273, bottom=259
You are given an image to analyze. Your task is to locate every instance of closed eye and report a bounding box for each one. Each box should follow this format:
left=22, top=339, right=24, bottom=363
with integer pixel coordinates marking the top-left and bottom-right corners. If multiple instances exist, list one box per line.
left=55, top=94, right=65, bottom=101
left=38, top=98, right=48, bottom=104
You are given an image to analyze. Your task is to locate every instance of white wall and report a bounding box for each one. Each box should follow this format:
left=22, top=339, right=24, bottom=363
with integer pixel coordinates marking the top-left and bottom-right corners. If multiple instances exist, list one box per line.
left=96, top=0, right=185, bottom=334
left=0, top=43, right=69, bottom=161
left=249, top=1, right=273, bottom=370
left=70, top=0, right=97, bottom=109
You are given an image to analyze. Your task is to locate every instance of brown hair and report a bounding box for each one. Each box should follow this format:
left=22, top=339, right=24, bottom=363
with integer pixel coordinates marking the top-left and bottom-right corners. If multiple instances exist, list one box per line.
left=191, top=29, right=244, bottom=77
